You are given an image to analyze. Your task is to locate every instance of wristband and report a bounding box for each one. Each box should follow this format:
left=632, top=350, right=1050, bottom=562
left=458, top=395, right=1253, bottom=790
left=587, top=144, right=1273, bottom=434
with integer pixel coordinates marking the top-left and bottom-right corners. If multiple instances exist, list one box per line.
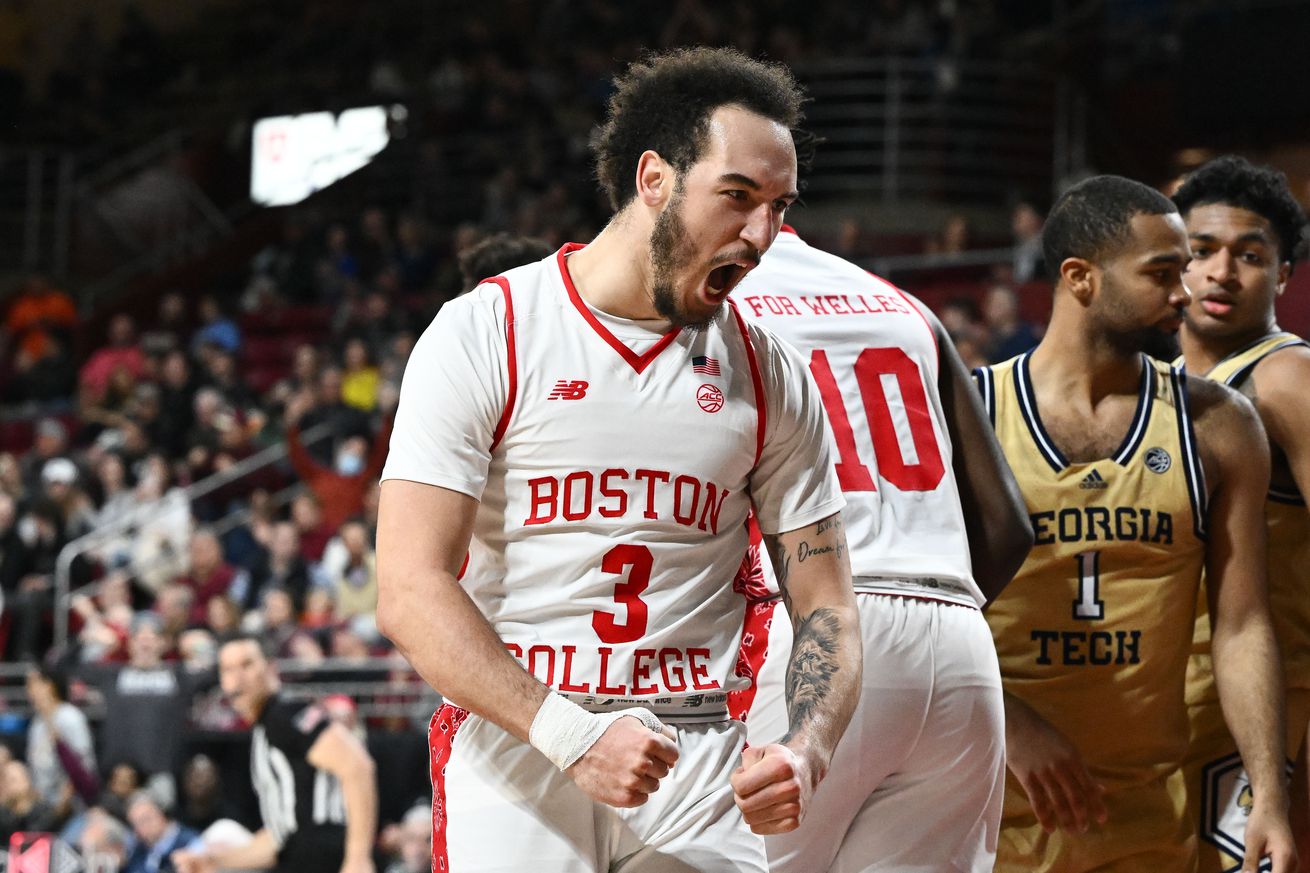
left=528, top=693, right=666, bottom=771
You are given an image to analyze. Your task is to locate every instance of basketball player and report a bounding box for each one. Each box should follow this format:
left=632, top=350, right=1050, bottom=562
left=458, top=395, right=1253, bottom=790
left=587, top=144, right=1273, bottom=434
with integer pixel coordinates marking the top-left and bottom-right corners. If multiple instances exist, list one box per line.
left=976, top=175, right=1297, bottom=872
left=376, top=48, right=861, bottom=873
left=1173, top=155, right=1310, bottom=868
left=172, top=635, right=378, bottom=873
left=733, top=226, right=1033, bottom=871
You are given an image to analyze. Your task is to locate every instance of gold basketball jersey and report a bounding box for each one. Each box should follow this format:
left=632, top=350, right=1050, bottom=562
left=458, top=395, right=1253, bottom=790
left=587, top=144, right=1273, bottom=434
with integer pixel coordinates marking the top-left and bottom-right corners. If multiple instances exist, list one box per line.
left=1184, top=330, right=1310, bottom=699
left=979, top=352, right=1208, bottom=789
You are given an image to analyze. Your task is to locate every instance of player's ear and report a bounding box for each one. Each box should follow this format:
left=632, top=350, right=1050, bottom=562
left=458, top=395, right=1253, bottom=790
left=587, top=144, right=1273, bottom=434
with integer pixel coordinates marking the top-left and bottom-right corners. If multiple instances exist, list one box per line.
left=635, top=151, right=673, bottom=209
left=1275, top=260, right=1291, bottom=297
left=1060, top=257, right=1095, bottom=305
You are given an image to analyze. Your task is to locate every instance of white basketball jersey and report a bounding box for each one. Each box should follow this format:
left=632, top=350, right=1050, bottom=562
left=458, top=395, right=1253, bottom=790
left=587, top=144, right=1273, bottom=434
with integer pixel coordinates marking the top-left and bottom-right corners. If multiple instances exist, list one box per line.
left=734, top=230, right=981, bottom=607
left=383, top=244, right=843, bottom=719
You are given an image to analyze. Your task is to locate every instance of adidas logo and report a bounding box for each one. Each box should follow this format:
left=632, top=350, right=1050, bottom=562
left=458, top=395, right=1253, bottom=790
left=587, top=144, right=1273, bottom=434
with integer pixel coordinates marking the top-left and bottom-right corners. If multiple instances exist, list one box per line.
left=1079, top=469, right=1108, bottom=490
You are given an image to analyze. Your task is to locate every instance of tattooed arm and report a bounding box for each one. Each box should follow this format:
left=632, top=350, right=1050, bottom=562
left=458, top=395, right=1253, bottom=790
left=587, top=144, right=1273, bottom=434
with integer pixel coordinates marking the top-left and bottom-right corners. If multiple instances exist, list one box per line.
left=731, top=511, right=861, bottom=835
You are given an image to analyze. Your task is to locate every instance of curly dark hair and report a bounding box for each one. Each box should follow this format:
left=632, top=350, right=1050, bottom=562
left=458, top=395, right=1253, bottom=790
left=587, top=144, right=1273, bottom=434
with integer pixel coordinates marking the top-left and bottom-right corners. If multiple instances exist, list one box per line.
left=1042, top=175, right=1177, bottom=278
left=1173, top=155, right=1309, bottom=266
left=592, top=47, right=806, bottom=211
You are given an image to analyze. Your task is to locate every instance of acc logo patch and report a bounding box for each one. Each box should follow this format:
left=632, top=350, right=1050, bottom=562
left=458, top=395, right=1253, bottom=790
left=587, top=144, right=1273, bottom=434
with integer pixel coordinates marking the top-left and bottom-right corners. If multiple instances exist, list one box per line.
left=697, top=384, right=725, bottom=413
left=1144, top=447, right=1172, bottom=474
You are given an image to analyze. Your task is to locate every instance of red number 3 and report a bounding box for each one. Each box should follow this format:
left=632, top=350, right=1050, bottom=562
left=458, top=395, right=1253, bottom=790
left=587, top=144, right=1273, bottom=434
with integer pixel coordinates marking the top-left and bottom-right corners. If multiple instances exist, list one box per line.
left=809, top=347, right=945, bottom=493
left=592, top=544, right=653, bottom=644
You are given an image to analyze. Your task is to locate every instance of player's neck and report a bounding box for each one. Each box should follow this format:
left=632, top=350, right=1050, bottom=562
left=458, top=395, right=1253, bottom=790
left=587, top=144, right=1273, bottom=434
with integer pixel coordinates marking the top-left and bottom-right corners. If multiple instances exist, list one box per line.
left=1030, top=318, right=1144, bottom=405
left=566, top=219, right=659, bottom=321
left=1180, top=316, right=1280, bottom=375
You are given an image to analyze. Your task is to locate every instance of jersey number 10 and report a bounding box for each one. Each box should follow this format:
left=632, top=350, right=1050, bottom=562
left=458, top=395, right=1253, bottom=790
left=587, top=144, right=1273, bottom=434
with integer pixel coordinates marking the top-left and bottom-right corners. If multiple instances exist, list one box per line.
left=809, top=347, right=945, bottom=493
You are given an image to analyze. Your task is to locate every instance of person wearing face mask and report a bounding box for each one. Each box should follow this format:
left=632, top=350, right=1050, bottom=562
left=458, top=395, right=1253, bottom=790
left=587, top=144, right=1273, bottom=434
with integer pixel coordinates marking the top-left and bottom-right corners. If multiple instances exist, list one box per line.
left=285, top=389, right=394, bottom=531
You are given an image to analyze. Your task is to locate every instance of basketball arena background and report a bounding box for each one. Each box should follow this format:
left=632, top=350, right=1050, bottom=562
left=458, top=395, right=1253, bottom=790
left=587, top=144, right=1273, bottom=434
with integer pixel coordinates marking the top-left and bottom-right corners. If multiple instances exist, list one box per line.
left=0, top=1, right=1308, bottom=870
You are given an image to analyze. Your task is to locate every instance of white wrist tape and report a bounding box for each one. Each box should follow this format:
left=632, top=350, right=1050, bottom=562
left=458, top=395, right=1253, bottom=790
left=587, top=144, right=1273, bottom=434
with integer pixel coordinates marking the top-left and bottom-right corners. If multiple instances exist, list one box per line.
left=529, top=693, right=666, bottom=771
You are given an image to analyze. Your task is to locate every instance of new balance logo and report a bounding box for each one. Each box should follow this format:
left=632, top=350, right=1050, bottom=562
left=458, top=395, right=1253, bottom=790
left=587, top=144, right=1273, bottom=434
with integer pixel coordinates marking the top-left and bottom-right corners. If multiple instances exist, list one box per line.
left=1079, top=469, right=1108, bottom=490
left=547, top=380, right=589, bottom=400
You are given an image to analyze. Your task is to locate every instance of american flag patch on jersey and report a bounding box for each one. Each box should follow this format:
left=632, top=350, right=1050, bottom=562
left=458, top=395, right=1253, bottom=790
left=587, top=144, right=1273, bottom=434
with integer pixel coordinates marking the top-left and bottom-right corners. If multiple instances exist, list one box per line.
left=692, top=355, right=721, bottom=375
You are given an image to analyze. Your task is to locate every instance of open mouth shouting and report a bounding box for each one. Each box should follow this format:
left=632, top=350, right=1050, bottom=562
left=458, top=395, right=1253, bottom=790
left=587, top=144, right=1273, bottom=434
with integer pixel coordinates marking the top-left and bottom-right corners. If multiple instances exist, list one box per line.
left=700, top=255, right=758, bottom=306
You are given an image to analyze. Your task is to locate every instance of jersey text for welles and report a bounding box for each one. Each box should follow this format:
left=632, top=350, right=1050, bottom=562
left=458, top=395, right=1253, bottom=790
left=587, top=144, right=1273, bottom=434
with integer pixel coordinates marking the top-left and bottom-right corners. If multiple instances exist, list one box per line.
left=1030, top=507, right=1173, bottom=546
left=524, top=468, right=729, bottom=533
left=504, top=642, right=722, bottom=696
left=738, top=292, right=913, bottom=319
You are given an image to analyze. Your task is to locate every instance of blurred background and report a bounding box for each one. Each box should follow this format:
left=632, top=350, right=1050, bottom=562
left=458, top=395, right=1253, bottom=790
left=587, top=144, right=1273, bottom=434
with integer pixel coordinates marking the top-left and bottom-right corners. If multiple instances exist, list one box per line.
left=0, top=0, right=1308, bottom=868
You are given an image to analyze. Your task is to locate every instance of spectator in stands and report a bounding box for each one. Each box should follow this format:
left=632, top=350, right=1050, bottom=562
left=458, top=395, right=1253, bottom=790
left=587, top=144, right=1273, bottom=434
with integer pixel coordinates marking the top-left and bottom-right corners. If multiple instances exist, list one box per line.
left=0, top=491, right=23, bottom=596
left=24, top=665, right=98, bottom=820
left=296, top=366, right=373, bottom=467
left=382, top=804, right=430, bottom=873
left=356, top=207, right=394, bottom=284
left=269, top=344, right=321, bottom=414
left=286, top=390, right=393, bottom=530
left=301, top=588, right=336, bottom=633
left=84, top=613, right=214, bottom=806
left=982, top=282, right=1041, bottom=361
left=157, top=350, right=197, bottom=459
left=456, top=232, right=552, bottom=291
left=317, top=222, right=361, bottom=303
left=0, top=760, right=60, bottom=839
left=141, top=292, right=190, bottom=358
left=1010, top=198, right=1046, bottom=283
left=318, top=520, right=378, bottom=622
left=80, top=314, right=147, bottom=406
left=124, top=790, right=199, bottom=873
left=71, top=576, right=134, bottom=663
left=155, top=583, right=195, bottom=645
left=339, top=338, right=380, bottom=412
left=247, top=522, right=312, bottom=611
left=175, top=529, right=247, bottom=625
left=80, top=361, right=140, bottom=433
left=99, top=761, right=145, bottom=822
left=91, top=452, right=135, bottom=530
left=392, top=214, right=436, bottom=292
left=177, top=629, right=217, bottom=672
left=259, top=587, right=306, bottom=657
left=40, top=456, right=94, bottom=540
left=3, top=274, right=76, bottom=358
left=190, top=296, right=241, bottom=356
left=925, top=212, right=974, bottom=255
left=11, top=333, right=77, bottom=404
left=176, top=755, right=229, bottom=834
left=78, top=807, right=131, bottom=871
left=9, top=498, right=65, bottom=659
left=199, top=347, right=254, bottom=412
left=19, top=417, right=69, bottom=496
left=203, top=595, right=241, bottom=642
left=290, top=492, right=334, bottom=564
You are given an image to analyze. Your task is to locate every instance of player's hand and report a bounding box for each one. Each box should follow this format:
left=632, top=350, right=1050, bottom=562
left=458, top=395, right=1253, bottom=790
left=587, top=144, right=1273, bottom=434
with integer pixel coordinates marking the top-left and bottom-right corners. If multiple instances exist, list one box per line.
left=170, top=849, right=215, bottom=873
left=564, top=715, right=679, bottom=808
left=1003, top=693, right=1107, bottom=834
left=1242, top=800, right=1298, bottom=873
left=338, top=854, right=376, bottom=873
left=731, top=743, right=819, bottom=835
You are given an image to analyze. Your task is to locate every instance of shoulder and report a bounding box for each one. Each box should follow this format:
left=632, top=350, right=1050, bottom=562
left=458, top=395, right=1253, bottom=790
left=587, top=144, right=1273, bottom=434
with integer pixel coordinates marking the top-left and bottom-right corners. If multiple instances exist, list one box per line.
left=1181, top=371, right=1266, bottom=456
left=1249, top=340, right=1310, bottom=405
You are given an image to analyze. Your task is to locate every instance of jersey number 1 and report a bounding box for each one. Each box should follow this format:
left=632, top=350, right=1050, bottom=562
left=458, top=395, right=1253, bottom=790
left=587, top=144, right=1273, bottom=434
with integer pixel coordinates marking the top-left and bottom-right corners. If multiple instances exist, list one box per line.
left=809, top=347, right=945, bottom=492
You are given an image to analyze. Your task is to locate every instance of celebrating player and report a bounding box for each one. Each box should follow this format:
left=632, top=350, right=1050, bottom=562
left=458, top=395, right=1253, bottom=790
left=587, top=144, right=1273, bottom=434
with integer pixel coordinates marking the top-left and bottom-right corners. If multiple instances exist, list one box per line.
left=376, top=47, right=861, bottom=873
left=976, top=175, right=1297, bottom=871
left=1173, top=155, right=1310, bottom=868
left=733, top=225, right=1032, bottom=871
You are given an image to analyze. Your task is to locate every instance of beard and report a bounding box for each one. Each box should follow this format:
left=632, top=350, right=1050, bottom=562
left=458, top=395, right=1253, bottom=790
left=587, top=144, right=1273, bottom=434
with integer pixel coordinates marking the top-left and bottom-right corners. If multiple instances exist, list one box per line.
left=1096, top=270, right=1183, bottom=361
left=648, top=187, right=714, bottom=331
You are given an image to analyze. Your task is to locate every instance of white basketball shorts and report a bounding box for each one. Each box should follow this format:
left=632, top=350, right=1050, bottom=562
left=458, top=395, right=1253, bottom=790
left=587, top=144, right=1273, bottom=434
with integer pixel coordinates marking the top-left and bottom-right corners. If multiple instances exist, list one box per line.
left=429, top=705, right=767, bottom=873
left=746, top=592, right=1005, bottom=873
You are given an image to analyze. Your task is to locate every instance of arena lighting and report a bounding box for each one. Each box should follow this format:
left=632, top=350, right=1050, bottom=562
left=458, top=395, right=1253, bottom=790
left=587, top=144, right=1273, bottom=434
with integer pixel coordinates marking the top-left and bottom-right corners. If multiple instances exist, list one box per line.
left=250, top=105, right=403, bottom=207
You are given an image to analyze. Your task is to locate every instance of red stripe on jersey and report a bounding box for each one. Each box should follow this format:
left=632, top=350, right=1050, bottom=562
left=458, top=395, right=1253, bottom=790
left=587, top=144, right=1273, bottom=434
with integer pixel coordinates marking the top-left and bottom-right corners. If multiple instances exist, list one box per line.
left=429, top=703, right=470, bottom=873
left=488, top=277, right=517, bottom=451
left=729, top=299, right=767, bottom=467
left=556, top=243, right=682, bottom=374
